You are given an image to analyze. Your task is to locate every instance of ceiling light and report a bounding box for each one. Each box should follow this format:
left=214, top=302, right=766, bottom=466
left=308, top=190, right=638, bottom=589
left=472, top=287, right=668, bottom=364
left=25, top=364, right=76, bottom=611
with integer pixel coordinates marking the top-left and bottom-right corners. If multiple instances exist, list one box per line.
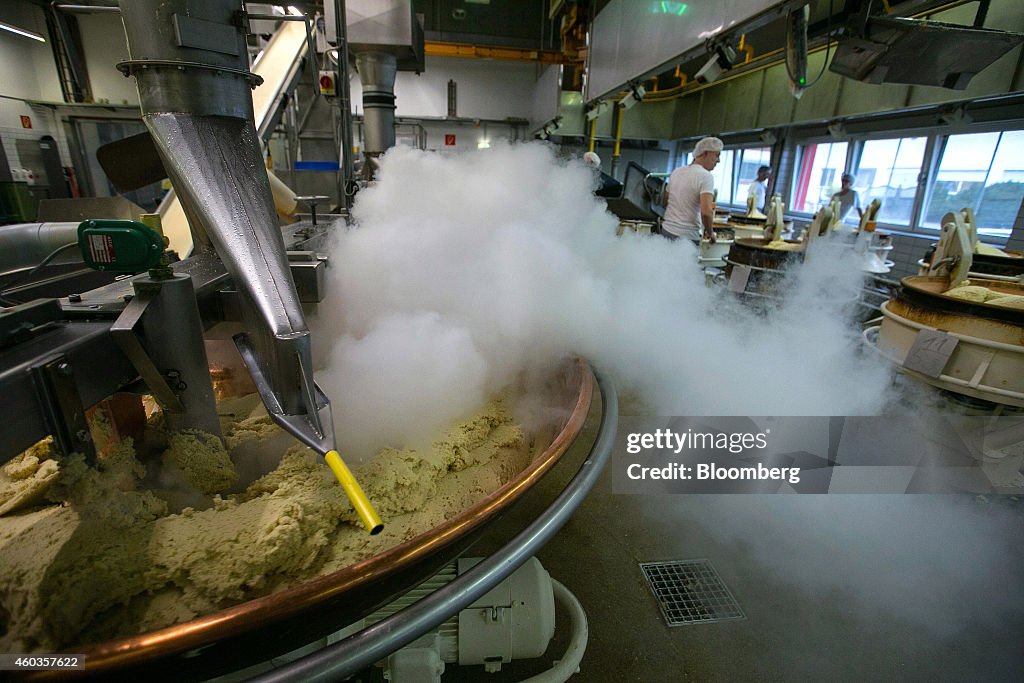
left=0, top=21, right=45, bottom=43
left=657, top=2, right=688, bottom=16
left=477, top=139, right=490, bottom=149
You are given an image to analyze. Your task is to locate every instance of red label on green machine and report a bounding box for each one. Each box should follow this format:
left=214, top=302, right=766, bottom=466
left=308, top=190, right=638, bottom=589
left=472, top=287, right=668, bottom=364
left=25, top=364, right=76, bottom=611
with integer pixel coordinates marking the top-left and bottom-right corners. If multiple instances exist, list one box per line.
left=77, top=220, right=164, bottom=272
left=87, top=233, right=117, bottom=264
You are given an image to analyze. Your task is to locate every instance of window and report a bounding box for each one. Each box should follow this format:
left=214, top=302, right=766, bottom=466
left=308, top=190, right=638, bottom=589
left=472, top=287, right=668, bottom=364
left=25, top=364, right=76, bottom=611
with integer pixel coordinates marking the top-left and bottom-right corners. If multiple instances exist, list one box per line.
left=73, top=118, right=166, bottom=211
left=672, top=146, right=768, bottom=207
left=791, top=142, right=848, bottom=213
left=732, top=147, right=771, bottom=205
left=922, top=130, right=1024, bottom=239
left=708, top=149, right=735, bottom=205
left=857, top=137, right=927, bottom=226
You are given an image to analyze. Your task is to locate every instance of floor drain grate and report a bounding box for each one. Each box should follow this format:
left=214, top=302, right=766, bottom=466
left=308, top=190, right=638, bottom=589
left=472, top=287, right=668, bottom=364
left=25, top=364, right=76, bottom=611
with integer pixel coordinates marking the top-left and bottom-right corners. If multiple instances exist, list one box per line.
left=639, top=559, right=745, bottom=626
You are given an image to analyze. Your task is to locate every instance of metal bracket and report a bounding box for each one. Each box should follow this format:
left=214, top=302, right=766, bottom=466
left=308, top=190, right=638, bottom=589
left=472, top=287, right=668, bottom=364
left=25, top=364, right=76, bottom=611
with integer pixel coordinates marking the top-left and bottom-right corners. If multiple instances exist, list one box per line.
left=30, top=356, right=95, bottom=462
left=110, top=288, right=186, bottom=413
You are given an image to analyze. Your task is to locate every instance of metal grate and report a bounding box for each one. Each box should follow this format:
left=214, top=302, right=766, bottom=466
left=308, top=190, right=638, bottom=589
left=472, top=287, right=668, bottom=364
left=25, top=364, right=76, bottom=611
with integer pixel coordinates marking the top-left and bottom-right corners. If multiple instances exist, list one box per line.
left=640, top=560, right=745, bottom=626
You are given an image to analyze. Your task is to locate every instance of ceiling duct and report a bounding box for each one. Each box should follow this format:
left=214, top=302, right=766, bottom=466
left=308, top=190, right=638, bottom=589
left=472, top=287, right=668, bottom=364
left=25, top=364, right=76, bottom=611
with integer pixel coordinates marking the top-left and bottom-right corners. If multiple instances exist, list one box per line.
left=326, top=0, right=424, bottom=170
left=829, top=16, right=1024, bottom=89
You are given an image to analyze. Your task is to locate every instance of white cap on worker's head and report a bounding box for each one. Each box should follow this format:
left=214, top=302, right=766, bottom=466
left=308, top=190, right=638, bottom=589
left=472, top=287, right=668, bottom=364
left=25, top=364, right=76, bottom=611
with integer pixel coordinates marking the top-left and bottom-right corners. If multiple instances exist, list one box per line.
left=694, top=136, right=724, bottom=157
left=583, top=151, right=601, bottom=168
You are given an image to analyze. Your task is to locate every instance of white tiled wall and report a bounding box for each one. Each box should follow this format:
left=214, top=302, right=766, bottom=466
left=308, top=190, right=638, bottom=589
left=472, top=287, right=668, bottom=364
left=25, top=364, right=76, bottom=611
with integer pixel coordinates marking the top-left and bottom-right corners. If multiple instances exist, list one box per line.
left=0, top=100, right=71, bottom=180
left=0, top=2, right=71, bottom=178
left=886, top=232, right=936, bottom=280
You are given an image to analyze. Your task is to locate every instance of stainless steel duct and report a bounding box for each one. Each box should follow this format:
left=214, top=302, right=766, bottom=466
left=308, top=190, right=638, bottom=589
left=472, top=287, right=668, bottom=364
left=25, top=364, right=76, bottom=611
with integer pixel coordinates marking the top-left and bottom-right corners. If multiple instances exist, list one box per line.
left=116, top=0, right=324, bottom=434
left=356, top=51, right=398, bottom=156
left=341, top=0, right=423, bottom=173
left=0, top=222, right=80, bottom=275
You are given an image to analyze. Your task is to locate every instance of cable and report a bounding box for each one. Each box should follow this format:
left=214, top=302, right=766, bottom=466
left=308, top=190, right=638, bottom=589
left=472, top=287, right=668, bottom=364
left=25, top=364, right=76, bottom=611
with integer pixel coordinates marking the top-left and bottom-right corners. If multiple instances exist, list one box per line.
left=0, top=241, right=79, bottom=300
left=786, top=0, right=834, bottom=91
left=520, top=579, right=589, bottom=683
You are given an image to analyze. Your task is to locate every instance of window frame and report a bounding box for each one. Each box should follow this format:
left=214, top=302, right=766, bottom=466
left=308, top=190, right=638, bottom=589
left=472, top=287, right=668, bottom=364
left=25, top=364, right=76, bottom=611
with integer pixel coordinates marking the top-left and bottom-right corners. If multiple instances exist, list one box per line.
left=781, top=120, right=1024, bottom=245
left=697, top=144, right=774, bottom=210
left=920, top=129, right=1024, bottom=240
left=673, top=118, right=1024, bottom=246
left=855, top=135, right=930, bottom=228
left=788, top=138, right=855, bottom=216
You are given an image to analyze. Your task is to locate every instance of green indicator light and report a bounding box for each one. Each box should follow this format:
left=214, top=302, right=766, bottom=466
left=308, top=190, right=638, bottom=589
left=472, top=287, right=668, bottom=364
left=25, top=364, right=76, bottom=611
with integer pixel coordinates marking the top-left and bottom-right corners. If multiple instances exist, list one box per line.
left=799, top=77, right=806, bottom=84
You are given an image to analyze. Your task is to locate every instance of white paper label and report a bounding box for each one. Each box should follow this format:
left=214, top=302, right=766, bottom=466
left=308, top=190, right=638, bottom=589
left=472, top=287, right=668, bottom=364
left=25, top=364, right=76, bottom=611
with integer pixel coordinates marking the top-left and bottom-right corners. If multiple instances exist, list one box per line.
left=729, top=264, right=751, bottom=293
left=903, top=329, right=958, bottom=378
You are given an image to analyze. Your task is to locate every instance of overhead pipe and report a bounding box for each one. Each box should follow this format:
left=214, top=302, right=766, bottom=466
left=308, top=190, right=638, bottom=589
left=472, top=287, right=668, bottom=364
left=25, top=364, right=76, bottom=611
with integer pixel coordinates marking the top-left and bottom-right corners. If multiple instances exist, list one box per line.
left=0, top=222, right=81, bottom=276
left=356, top=50, right=398, bottom=174
left=424, top=41, right=565, bottom=64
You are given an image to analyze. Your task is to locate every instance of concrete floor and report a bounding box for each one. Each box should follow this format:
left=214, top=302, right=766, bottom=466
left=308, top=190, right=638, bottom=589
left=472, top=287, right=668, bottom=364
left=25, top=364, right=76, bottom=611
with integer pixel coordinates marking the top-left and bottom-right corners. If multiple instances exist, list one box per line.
left=443, top=399, right=1024, bottom=682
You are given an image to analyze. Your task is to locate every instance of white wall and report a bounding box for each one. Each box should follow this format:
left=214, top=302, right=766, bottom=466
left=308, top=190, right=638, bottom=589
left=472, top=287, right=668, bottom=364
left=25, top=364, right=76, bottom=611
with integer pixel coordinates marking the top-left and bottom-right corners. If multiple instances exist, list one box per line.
left=0, top=3, right=51, bottom=102
left=77, top=13, right=137, bottom=106
left=349, top=55, right=543, bottom=121
left=0, top=3, right=67, bottom=174
left=531, top=63, right=560, bottom=126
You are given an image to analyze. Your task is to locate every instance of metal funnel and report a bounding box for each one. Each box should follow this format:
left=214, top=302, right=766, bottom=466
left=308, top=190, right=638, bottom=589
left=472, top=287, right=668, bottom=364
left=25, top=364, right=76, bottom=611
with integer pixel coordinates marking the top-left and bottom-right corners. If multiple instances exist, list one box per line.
left=117, top=0, right=332, bottom=451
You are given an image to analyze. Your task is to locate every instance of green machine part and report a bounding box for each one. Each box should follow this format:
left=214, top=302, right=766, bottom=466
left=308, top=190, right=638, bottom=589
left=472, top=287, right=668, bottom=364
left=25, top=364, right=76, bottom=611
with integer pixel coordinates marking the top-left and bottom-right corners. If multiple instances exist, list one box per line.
left=77, top=219, right=165, bottom=272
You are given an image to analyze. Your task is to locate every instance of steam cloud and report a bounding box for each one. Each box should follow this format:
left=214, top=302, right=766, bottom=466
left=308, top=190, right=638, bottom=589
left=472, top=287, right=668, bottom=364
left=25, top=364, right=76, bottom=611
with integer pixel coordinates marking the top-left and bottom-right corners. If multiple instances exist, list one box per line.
left=309, top=144, right=1023, bottom=668
left=312, top=143, right=892, bottom=458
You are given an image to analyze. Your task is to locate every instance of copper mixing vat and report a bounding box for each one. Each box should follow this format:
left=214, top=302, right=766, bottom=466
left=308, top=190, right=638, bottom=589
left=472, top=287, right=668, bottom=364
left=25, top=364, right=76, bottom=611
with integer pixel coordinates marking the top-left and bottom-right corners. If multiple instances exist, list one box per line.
left=723, top=237, right=804, bottom=298
left=890, top=276, right=1024, bottom=345
left=34, top=359, right=595, bottom=681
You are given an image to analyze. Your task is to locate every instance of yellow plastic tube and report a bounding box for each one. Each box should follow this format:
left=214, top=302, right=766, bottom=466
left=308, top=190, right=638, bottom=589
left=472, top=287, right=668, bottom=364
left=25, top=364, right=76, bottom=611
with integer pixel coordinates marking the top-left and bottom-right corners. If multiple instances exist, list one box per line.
left=324, top=450, right=384, bottom=535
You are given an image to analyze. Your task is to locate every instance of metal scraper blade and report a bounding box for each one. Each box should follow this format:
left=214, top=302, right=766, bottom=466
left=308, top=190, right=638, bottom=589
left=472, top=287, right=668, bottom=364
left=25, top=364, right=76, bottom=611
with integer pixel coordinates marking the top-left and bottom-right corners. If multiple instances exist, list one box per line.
left=234, top=332, right=336, bottom=455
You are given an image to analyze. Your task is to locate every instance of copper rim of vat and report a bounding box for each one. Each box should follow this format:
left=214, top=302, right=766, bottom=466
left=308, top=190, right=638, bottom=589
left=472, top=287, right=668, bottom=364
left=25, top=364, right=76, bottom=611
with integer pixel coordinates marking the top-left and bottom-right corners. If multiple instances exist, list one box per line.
left=894, top=276, right=1024, bottom=330
left=727, top=214, right=767, bottom=226
left=920, top=248, right=1024, bottom=278
left=970, top=250, right=1024, bottom=278
left=726, top=237, right=804, bottom=271
left=56, top=358, right=595, bottom=676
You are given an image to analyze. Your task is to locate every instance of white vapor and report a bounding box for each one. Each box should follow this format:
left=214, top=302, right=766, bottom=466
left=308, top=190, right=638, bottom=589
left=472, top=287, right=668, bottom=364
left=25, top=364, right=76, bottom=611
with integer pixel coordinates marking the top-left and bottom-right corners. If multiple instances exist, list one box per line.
left=312, top=143, right=892, bottom=458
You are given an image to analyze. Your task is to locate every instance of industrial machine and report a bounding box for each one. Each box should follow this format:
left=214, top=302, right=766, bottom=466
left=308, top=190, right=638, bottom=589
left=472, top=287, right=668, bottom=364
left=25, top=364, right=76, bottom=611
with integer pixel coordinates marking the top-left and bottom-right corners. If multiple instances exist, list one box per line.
left=229, top=557, right=589, bottom=683
left=720, top=195, right=894, bottom=320
left=917, top=207, right=1024, bottom=282
left=864, top=209, right=1024, bottom=409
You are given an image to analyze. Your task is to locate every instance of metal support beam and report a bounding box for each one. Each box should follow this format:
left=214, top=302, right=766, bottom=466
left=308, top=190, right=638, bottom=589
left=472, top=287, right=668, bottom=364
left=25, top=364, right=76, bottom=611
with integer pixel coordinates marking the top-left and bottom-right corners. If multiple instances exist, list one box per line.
left=424, top=40, right=567, bottom=64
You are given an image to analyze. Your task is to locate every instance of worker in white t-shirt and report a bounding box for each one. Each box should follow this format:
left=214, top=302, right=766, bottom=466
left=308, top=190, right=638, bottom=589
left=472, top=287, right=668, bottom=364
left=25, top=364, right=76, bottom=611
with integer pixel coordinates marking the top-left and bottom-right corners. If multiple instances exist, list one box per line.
left=747, top=165, right=771, bottom=212
left=830, top=173, right=863, bottom=223
left=661, top=136, right=723, bottom=242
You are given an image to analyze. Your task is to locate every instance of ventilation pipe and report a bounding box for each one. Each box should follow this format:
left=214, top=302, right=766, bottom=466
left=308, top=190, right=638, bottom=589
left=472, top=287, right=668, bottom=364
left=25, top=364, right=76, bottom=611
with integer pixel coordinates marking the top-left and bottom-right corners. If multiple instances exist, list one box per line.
left=342, top=0, right=424, bottom=179
left=357, top=51, right=398, bottom=158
